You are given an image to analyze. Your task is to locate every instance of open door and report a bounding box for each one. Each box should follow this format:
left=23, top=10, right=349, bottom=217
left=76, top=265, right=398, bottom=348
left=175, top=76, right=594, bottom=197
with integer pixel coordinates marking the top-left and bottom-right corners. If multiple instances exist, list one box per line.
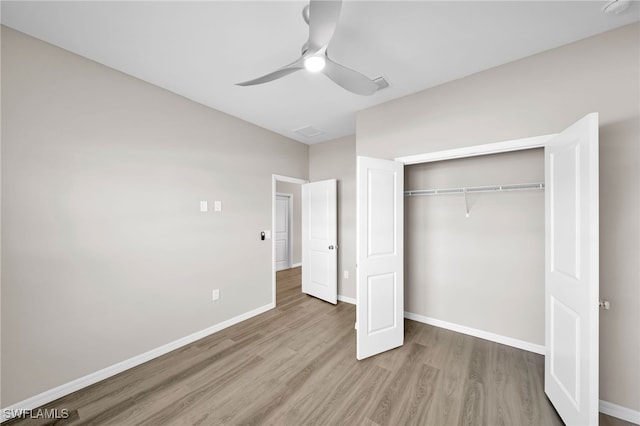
left=356, top=156, right=404, bottom=360
left=275, top=195, right=290, bottom=271
left=545, top=113, right=599, bottom=425
left=302, top=179, right=337, bottom=304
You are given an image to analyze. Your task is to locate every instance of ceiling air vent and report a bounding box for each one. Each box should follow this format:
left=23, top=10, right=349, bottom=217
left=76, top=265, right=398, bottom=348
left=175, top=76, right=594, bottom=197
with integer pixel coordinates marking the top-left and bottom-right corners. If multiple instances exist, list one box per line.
left=293, top=125, right=324, bottom=138
left=374, top=76, right=390, bottom=91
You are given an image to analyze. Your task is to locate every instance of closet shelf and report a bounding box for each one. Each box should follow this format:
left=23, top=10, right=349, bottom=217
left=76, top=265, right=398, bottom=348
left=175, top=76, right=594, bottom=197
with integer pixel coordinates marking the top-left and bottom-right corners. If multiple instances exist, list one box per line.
left=404, top=182, right=544, bottom=197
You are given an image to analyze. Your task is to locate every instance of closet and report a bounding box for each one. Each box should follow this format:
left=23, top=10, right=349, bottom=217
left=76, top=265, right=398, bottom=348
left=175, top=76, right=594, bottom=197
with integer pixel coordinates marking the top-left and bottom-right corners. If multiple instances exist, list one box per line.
left=357, top=113, right=600, bottom=425
left=403, top=148, right=545, bottom=349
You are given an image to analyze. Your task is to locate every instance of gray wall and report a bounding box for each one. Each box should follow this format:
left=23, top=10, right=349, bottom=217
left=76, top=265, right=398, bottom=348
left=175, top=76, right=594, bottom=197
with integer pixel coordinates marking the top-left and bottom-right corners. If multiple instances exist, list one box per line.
left=357, top=23, right=640, bottom=412
left=405, top=149, right=544, bottom=345
left=275, top=181, right=302, bottom=266
left=1, top=27, right=308, bottom=406
left=309, top=136, right=356, bottom=300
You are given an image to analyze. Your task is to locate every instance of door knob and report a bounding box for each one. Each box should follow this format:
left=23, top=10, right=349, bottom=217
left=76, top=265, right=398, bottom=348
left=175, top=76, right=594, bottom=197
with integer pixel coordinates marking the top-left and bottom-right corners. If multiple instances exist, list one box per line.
left=328, top=245, right=335, bottom=250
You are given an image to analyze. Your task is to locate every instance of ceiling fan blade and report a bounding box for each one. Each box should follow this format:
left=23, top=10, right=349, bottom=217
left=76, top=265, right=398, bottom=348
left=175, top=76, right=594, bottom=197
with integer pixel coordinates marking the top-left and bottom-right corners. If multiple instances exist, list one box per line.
left=323, top=57, right=378, bottom=96
left=307, top=0, right=342, bottom=52
left=236, top=58, right=304, bottom=86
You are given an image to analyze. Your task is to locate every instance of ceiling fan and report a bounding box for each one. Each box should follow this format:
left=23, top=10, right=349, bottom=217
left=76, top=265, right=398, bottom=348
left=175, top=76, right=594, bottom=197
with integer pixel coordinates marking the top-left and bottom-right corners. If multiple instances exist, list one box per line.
left=236, top=0, right=379, bottom=96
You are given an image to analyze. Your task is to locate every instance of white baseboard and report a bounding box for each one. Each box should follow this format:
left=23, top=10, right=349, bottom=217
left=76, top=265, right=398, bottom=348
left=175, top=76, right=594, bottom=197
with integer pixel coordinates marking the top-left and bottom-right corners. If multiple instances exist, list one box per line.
left=600, top=400, right=640, bottom=424
left=1, top=302, right=275, bottom=422
left=337, top=294, right=356, bottom=305
left=404, top=311, right=546, bottom=355
left=290, top=262, right=302, bottom=268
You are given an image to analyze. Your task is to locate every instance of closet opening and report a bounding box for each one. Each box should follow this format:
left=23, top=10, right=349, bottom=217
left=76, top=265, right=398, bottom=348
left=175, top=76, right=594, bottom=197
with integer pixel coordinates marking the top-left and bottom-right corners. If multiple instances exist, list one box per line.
left=403, top=148, right=546, bottom=353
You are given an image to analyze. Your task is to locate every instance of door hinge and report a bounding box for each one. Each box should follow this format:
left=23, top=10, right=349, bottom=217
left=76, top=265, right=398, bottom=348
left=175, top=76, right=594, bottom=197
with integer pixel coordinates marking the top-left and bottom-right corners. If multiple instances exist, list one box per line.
left=599, top=299, right=611, bottom=310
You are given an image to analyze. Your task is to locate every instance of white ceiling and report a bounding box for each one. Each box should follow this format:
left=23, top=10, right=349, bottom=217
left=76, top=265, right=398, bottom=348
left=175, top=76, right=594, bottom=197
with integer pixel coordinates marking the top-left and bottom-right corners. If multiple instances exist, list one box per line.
left=2, top=1, right=638, bottom=144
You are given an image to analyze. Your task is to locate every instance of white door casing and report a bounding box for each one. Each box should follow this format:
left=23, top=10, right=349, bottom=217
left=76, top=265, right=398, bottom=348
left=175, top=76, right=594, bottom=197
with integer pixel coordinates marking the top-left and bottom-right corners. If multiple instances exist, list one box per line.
left=356, top=156, right=404, bottom=360
left=275, top=194, right=290, bottom=271
left=545, top=113, right=599, bottom=426
left=302, top=180, right=337, bottom=304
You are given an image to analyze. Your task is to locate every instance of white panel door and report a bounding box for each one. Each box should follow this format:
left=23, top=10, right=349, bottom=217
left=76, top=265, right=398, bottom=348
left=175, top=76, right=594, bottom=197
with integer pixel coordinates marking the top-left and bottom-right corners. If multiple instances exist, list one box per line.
left=275, top=195, right=290, bottom=271
left=356, top=156, right=404, bottom=360
left=302, top=180, right=337, bottom=304
left=545, top=113, right=599, bottom=426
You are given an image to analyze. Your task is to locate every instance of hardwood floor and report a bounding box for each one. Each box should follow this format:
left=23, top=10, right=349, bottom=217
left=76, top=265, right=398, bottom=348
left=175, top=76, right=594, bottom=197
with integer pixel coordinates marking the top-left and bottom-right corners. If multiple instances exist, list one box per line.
left=4, top=267, right=635, bottom=425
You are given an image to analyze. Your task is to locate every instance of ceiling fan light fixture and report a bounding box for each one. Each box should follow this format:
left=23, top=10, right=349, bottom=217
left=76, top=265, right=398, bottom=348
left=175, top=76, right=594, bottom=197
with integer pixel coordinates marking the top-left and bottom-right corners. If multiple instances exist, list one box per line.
left=236, top=0, right=379, bottom=95
left=304, top=56, right=326, bottom=72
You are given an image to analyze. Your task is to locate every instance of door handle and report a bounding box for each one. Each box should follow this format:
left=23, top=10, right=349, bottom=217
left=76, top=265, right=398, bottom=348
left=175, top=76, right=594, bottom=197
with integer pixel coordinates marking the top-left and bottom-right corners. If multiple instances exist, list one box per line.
left=328, top=245, right=335, bottom=250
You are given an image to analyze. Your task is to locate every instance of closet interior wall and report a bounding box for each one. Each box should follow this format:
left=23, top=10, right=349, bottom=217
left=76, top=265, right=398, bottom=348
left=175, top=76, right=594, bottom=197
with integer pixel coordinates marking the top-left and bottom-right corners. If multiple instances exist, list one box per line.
left=404, top=148, right=545, bottom=346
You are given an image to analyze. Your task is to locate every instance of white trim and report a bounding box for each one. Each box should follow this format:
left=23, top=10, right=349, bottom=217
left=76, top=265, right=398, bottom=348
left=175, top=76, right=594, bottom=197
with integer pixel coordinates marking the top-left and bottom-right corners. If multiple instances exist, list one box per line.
left=290, top=262, right=302, bottom=268
left=272, top=174, right=308, bottom=306
left=599, top=400, right=640, bottom=424
left=395, top=133, right=556, bottom=165
left=1, top=302, right=274, bottom=422
left=404, top=311, right=545, bottom=355
left=337, top=294, right=356, bottom=305
left=273, top=174, right=308, bottom=185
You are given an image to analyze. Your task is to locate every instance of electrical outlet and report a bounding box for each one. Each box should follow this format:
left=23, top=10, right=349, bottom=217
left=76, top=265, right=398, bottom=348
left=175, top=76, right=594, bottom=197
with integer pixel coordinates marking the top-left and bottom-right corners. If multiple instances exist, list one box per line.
left=212, top=289, right=220, bottom=301
left=344, top=270, right=349, bottom=279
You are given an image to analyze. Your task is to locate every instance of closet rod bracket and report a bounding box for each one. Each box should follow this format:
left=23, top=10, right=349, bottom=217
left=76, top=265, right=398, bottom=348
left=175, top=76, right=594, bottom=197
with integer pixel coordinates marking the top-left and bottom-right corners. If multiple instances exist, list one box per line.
left=464, top=188, right=470, bottom=217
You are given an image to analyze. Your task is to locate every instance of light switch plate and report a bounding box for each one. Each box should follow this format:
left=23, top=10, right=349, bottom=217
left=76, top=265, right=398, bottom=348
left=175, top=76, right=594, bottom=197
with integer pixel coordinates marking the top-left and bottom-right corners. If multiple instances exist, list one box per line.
left=214, top=201, right=222, bottom=212
left=264, top=230, right=272, bottom=239
left=212, top=289, right=220, bottom=301
left=200, top=201, right=208, bottom=212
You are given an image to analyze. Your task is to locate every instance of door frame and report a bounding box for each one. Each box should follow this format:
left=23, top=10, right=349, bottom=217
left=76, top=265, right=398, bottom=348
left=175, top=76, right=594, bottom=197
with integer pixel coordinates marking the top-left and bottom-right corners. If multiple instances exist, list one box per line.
left=272, top=174, right=308, bottom=306
left=275, top=192, right=294, bottom=271
left=393, top=133, right=556, bottom=337
left=395, top=133, right=556, bottom=165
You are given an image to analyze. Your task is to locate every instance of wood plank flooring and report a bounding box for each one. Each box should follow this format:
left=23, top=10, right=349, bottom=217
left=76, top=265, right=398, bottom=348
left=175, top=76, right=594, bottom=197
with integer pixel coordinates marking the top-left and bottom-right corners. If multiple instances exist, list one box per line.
left=3, top=267, right=635, bottom=426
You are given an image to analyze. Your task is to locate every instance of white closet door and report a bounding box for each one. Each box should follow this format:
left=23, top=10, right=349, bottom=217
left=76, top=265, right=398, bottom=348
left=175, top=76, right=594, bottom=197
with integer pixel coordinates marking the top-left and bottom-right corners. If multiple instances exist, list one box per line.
left=545, top=113, right=599, bottom=425
left=356, top=156, right=404, bottom=360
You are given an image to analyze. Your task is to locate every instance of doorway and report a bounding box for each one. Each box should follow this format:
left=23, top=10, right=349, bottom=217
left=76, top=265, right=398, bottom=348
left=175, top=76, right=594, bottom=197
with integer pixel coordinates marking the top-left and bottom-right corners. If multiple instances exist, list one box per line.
left=404, top=148, right=545, bottom=353
left=275, top=193, right=293, bottom=271
left=272, top=175, right=307, bottom=306
left=272, top=175, right=339, bottom=306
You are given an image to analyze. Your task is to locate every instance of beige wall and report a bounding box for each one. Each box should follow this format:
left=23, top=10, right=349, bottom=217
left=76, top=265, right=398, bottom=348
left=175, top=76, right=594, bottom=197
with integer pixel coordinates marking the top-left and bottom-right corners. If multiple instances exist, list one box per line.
left=406, top=149, right=544, bottom=344
left=275, top=181, right=302, bottom=266
left=0, top=27, right=308, bottom=406
left=357, top=23, right=640, bottom=411
left=309, top=136, right=356, bottom=300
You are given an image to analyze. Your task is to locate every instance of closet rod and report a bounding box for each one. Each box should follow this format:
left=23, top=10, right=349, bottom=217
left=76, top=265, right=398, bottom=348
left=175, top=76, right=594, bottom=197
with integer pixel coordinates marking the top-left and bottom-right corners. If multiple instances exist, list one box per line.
left=404, top=182, right=544, bottom=197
